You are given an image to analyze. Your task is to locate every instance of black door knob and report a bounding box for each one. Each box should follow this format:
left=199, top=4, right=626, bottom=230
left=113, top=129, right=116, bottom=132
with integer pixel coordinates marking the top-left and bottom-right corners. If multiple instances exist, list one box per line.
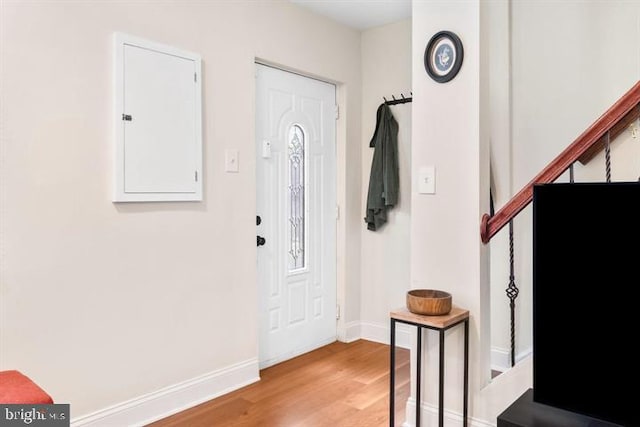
left=256, top=215, right=262, bottom=226
left=257, top=236, right=266, bottom=246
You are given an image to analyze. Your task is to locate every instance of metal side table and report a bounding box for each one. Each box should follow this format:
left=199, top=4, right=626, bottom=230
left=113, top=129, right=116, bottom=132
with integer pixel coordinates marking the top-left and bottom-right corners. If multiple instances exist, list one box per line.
left=389, top=306, right=470, bottom=427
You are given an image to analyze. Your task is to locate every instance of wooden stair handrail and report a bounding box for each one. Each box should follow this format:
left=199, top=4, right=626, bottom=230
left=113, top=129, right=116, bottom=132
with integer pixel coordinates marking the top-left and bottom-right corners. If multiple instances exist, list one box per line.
left=481, top=80, right=640, bottom=244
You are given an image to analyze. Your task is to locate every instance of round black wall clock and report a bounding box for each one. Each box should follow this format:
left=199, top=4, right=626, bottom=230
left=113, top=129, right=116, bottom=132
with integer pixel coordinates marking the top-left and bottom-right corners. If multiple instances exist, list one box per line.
left=424, top=31, right=464, bottom=83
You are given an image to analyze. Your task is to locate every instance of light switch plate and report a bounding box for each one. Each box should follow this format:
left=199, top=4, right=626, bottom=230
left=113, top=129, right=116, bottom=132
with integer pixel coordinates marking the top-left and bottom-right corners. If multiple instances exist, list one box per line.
left=262, top=140, right=272, bottom=158
left=418, top=166, right=435, bottom=194
left=225, top=149, right=239, bottom=173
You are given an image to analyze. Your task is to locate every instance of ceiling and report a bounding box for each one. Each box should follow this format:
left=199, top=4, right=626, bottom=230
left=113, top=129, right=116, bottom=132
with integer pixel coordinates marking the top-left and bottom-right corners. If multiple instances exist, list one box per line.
left=289, top=0, right=412, bottom=31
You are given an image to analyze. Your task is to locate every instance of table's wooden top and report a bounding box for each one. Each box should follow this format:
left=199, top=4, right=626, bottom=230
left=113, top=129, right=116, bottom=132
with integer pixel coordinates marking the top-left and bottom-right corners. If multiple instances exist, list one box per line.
left=390, top=306, right=469, bottom=329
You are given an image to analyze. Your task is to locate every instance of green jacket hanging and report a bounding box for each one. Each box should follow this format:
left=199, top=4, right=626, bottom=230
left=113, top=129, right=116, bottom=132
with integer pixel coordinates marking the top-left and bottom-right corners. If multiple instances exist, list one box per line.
left=364, top=103, right=399, bottom=231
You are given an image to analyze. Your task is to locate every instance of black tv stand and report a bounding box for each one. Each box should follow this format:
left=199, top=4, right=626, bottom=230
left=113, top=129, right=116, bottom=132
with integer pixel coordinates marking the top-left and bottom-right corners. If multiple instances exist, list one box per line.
left=497, top=389, right=623, bottom=427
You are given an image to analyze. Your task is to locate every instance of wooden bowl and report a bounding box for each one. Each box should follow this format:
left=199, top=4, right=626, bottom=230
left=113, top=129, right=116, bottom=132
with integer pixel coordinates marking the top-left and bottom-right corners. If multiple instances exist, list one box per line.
left=406, top=289, right=452, bottom=315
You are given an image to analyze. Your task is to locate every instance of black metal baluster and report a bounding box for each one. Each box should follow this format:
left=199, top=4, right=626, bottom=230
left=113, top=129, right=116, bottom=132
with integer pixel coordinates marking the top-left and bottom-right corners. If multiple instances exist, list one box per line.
left=569, top=164, right=574, bottom=183
left=604, top=131, right=612, bottom=183
left=506, top=219, right=519, bottom=367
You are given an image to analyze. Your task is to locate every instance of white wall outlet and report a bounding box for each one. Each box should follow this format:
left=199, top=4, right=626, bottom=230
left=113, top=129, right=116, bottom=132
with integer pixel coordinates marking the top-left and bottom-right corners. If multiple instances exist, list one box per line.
left=418, top=166, right=436, bottom=194
left=225, top=149, right=239, bottom=172
left=630, top=122, right=639, bottom=139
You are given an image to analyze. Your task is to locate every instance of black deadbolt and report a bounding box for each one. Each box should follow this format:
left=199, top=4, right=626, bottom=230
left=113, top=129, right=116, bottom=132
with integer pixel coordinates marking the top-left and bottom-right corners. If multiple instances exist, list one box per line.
left=256, top=215, right=262, bottom=226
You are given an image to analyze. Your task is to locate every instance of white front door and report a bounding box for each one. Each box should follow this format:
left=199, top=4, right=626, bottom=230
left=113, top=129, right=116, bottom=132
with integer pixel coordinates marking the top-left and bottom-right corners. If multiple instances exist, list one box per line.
left=255, top=63, right=337, bottom=369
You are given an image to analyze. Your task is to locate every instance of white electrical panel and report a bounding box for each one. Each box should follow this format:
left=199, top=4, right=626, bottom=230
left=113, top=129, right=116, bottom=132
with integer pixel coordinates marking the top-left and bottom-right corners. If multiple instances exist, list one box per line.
left=113, top=33, right=202, bottom=202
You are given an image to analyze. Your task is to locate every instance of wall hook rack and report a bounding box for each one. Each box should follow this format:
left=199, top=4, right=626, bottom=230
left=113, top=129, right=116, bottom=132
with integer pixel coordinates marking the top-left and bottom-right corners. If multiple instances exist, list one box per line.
left=384, top=92, right=412, bottom=106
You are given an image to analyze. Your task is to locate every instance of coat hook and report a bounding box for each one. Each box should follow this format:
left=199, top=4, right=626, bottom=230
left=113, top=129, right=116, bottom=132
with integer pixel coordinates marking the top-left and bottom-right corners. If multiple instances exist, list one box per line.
left=400, top=93, right=406, bottom=99
left=392, top=95, right=397, bottom=101
left=383, top=96, right=388, bottom=102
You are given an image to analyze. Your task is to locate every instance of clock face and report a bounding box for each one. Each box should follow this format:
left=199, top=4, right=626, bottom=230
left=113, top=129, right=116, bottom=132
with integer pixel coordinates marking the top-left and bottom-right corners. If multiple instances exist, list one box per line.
left=424, top=31, right=464, bottom=83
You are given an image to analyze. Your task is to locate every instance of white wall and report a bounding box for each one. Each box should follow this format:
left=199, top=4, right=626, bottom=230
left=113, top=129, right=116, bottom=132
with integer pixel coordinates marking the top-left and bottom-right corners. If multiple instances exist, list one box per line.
left=358, top=19, right=412, bottom=344
left=0, top=1, right=362, bottom=423
left=488, top=0, right=515, bottom=373
left=412, top=1, right=640, bottom=425
left=411, top=0, right=492, bottom=423
left=410, top=1, right=535, bottom=425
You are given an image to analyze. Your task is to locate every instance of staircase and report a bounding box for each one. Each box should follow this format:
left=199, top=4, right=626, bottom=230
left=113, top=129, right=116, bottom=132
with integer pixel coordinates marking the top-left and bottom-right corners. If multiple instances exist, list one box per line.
left=481, top=80, right=640, bottom=368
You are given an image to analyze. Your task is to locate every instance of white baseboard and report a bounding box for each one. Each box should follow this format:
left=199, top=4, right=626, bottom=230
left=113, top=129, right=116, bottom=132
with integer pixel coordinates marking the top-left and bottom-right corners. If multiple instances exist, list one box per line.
left=344, top=320, right=361, bottom=343
left=71, top=358, right=259, bottom=427
left=491, top=347, right=511, bottom=373
left=491, top=346, right=533, bottom=373
left=360, top=321, right=392, bottom=345
left=259, top=336, right=337, bottom=369
left=344, top=320, right=411, bottom=349
left=515, top=346, right=532, bottom=365
left=404, top=397, right=496, bottom=427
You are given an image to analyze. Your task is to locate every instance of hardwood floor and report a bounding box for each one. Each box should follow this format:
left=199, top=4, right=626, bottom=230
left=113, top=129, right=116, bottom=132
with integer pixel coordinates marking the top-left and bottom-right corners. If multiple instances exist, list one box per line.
left=147, top=340, right=410, bottom=427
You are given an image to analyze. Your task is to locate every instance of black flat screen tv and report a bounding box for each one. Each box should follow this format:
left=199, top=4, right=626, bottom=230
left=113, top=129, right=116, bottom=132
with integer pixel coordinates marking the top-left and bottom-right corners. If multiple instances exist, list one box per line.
left=533, top=182, right=639, bottom=427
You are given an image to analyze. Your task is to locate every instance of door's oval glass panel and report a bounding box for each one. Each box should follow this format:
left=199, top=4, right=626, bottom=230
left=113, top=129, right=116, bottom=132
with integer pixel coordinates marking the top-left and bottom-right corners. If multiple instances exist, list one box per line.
left=288, top=124, right=306, bottom=271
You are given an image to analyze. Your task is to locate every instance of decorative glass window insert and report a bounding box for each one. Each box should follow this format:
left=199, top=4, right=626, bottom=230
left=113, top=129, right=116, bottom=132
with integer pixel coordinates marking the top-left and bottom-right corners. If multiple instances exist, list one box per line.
left=288, top=124, right=306, bottom=271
